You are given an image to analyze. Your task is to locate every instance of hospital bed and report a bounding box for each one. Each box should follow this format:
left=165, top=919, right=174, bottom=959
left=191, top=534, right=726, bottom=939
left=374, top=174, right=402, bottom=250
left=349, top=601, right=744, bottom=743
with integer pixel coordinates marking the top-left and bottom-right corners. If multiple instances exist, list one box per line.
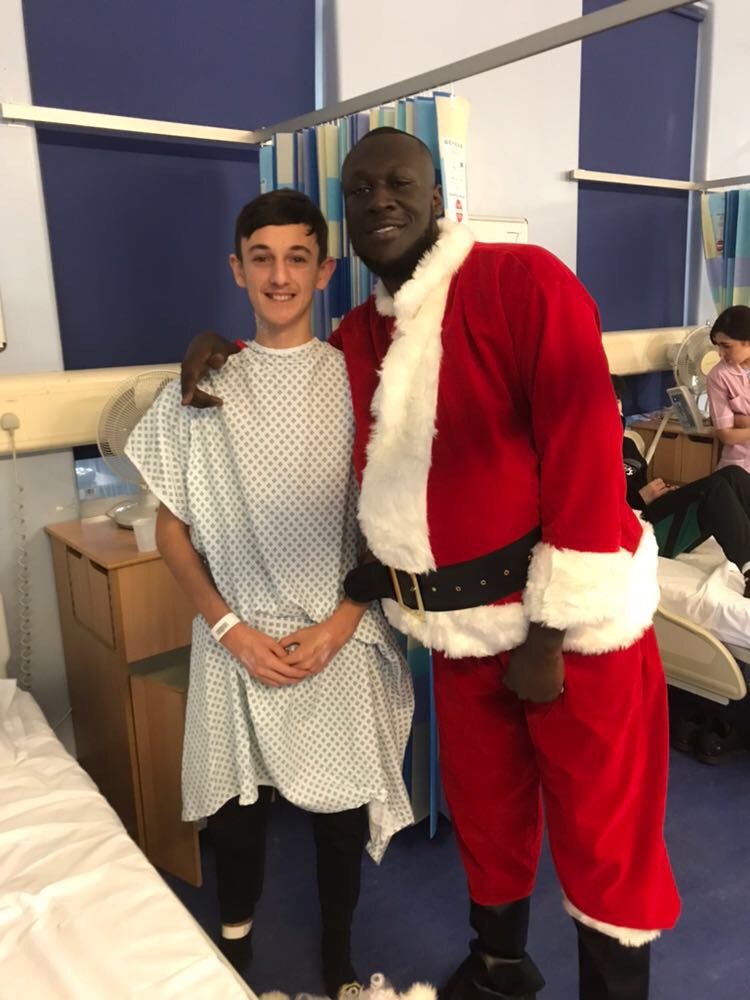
left=655, top=539, right=749, bottom=705
left=0, top=670, right=256, bottom=1000
left=623, top=431, right=748, bottom=705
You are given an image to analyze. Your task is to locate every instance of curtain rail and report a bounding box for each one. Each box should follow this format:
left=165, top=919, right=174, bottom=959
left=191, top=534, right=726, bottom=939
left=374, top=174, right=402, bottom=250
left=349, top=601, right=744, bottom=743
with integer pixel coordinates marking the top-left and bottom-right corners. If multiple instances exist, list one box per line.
left=1, top=0, right=696, bottom=146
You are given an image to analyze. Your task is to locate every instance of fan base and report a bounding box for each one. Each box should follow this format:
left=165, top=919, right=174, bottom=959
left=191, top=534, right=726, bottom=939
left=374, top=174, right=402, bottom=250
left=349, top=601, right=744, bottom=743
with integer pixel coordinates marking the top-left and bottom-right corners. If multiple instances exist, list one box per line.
left=107, top=494, right=159, bottom=528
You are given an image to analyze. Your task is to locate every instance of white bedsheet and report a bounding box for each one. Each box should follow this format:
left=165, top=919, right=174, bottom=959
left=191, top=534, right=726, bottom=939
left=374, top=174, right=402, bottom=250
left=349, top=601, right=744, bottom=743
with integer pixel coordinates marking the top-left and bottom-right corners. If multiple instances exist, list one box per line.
left=657, top=538, right=750, bottom=654
left=0, top=681, right=255, bottom=1000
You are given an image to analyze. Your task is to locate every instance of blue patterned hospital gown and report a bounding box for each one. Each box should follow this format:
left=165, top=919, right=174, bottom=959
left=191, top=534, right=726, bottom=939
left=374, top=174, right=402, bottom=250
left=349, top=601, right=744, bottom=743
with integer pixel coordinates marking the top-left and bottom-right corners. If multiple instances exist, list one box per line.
left=125, top=338, right=414, bottom=860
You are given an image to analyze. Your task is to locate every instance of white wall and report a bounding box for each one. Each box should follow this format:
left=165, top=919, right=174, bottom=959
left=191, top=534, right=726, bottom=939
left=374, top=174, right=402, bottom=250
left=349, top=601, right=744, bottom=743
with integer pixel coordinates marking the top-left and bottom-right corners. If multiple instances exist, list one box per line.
left=702, top=0, right=750, bottom=179
left=696, top=0, right=750, bottom=322
left=0, top=0, right=76, bottom=751
left=323, top=0, right=583, bottom=268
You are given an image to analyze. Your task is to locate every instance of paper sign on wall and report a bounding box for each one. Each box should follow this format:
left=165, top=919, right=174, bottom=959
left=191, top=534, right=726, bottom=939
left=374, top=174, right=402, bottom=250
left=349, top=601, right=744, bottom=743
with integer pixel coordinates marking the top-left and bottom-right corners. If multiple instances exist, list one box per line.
left=436, top=95, right=471, bottom=224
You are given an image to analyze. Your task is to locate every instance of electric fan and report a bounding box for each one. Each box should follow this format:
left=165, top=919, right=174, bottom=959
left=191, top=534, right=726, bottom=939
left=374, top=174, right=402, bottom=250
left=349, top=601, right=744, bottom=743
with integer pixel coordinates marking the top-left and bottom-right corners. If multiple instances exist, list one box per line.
left=644, top=325, right=719, bottom=465
left=667, top=324, right=719, bottom=431
left=97, top=370, right=177, bottom=527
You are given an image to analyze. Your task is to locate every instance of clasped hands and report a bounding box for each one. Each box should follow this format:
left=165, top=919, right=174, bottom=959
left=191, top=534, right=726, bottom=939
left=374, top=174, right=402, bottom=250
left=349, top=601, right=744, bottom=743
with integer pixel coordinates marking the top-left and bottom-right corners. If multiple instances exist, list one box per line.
left=221, top=618, right=351, bottom=688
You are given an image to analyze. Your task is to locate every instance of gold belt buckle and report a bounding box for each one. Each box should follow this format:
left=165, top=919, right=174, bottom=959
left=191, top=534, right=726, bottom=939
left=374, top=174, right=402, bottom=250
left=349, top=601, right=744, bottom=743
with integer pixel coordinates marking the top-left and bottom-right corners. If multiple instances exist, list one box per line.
left=388, top=567, right=426, bottom=621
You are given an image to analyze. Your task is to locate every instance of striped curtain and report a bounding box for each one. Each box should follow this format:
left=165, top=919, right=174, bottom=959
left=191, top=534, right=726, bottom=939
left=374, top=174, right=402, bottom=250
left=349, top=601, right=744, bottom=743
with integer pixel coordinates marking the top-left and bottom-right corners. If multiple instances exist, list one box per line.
left=259, top=95, right=469, bottom=834
left=259, top=94, right=465, bottom=340
left=701, top=190, right=750, bottom=313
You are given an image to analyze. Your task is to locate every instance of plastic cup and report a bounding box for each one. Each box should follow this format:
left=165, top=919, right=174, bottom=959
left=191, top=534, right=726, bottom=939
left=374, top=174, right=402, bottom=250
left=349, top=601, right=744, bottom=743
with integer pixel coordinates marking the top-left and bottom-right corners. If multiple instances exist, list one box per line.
left=132, top=515, right=158, bottom=552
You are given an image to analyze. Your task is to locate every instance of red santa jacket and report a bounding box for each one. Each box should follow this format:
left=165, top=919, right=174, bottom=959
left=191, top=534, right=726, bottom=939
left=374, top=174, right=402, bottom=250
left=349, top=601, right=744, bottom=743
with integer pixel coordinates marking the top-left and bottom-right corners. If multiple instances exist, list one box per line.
left=330, top=220, right=658, bottom=658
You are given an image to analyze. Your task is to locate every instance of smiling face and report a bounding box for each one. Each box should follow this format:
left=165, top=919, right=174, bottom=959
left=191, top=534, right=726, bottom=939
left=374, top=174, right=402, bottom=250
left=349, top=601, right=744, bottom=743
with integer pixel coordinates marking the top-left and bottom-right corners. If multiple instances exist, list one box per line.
left=229, top=224, right=334, bottom=346
left=342, top=131, right=442, bottom=290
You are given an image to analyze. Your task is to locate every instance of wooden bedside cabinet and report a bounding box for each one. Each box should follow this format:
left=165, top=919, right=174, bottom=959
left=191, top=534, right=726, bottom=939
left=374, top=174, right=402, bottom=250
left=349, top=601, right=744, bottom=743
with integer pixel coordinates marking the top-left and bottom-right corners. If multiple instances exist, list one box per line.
left=46, top=518, right=202, bottom=885
left=631, top=418, right=720, bottom=485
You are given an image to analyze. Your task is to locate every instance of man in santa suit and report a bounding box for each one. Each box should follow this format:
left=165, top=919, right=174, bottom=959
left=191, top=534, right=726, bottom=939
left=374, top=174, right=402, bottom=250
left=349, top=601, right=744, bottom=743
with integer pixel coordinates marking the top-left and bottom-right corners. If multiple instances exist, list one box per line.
left=181, top=128, right=679, bottom=1000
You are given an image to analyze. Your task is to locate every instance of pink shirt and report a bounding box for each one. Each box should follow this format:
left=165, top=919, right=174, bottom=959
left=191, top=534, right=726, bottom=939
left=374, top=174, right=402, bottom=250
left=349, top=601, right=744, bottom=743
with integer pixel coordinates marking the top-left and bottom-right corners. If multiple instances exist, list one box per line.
left=707, top=357, right=750, bottom=472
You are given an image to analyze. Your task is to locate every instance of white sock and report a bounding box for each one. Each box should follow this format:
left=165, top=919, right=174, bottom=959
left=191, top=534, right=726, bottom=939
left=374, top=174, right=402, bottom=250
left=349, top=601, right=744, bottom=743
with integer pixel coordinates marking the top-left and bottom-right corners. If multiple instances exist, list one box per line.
left=221, top=918, right=253, bottom=940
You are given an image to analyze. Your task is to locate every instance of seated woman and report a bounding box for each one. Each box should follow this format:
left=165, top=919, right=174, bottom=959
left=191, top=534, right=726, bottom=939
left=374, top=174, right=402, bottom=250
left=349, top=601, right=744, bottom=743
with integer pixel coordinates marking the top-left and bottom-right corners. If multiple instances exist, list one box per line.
left=616, top=382, right=750, bottom=598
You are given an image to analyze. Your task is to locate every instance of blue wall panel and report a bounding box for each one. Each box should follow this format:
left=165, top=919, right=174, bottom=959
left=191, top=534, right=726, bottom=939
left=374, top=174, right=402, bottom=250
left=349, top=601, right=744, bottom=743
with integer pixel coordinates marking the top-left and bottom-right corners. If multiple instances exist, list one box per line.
left=22, top=0, right=315, bottom=369
left=37, top=133, right=260, bottom=369
left=577, top=1, right=700, bottom=411
left=22, top=0, right=315, bottom=129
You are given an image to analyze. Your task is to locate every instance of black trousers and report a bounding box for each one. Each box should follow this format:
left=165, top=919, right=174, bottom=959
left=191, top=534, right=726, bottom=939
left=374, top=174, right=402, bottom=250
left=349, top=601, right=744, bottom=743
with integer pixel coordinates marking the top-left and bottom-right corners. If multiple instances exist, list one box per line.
left=206, top=790, right=368, bottom=928
left=644, top=464, right=750, bottom=572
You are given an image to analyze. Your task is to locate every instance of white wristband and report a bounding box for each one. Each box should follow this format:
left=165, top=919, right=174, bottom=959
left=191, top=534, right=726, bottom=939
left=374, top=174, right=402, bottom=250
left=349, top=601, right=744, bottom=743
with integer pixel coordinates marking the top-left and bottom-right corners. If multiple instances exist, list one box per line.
left=210, top=612, right=241, bottom=643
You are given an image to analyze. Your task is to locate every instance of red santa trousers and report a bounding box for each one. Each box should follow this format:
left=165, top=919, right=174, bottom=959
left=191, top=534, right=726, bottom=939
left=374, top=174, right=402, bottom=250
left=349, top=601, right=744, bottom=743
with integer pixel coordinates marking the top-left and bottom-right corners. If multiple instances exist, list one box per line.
left=432, top=626, right=680, bottom=942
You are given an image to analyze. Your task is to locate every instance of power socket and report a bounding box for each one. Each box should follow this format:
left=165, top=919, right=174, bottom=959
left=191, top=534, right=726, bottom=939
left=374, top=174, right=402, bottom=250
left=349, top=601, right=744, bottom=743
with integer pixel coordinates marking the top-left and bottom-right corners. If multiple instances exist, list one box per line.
left=1, top=412, right=20, bottom=431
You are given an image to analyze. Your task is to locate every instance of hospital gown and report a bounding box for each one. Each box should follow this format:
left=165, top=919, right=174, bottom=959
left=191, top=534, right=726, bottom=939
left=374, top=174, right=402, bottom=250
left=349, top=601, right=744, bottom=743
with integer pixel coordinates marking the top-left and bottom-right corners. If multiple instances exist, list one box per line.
left=125, top=338, right=414, bottom=860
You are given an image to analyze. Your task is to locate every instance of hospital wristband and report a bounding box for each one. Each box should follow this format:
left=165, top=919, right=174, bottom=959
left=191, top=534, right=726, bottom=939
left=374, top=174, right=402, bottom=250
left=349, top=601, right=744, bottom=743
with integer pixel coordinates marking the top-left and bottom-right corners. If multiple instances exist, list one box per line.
left=210, top=612, right=241, bottom=643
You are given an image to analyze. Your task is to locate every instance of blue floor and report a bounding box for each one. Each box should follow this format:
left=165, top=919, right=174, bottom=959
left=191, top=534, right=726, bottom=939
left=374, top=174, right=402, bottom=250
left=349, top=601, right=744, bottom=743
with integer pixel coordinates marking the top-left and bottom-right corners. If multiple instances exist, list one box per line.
left=165, top=746, right=750, bottom=998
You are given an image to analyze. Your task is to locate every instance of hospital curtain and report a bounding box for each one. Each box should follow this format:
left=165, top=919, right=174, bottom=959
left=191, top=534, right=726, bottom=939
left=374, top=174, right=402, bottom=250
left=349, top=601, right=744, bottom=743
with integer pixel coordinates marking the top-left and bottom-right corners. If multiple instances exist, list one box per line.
left=259, top=94, right=470, bottom=834
left=701, top=190, right=750, bottom=313
left=258, top=94, right=469, bottom=341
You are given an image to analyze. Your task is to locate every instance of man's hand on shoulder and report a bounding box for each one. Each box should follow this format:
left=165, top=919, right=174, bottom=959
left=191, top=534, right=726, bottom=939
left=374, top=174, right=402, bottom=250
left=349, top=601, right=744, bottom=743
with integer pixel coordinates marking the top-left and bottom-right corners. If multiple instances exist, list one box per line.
left=180, top=331, right=239, bottom=408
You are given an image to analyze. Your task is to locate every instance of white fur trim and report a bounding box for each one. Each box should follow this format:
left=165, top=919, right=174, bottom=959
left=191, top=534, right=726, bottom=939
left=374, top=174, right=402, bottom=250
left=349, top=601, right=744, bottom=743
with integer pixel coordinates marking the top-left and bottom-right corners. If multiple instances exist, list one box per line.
left=524, top=523, right=660, bottom=654
left=374, top=280, right=395, bottom=317
left=563, top=896, right=661, bottom=947
left=382, top=600, right=529, bottom=659
left=358, top=220, right=475, bottom=573
left=382, top=523, right=657, bottom=658
left=398, top=986, right=437, bottom=1000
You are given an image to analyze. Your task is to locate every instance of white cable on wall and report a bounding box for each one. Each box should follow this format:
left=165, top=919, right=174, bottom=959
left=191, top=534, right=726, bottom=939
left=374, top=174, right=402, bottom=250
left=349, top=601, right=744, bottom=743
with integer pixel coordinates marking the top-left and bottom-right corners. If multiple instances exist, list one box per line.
left=1, top=414, right=32, bottom=691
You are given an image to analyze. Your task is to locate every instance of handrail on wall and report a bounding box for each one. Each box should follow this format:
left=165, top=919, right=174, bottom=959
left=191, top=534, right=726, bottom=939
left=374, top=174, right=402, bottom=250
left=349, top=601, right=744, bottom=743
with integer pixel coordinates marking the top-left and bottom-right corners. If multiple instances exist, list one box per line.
left=0, top=327, right=687, bottom=456
left=569, top=167, right=750, bottom=193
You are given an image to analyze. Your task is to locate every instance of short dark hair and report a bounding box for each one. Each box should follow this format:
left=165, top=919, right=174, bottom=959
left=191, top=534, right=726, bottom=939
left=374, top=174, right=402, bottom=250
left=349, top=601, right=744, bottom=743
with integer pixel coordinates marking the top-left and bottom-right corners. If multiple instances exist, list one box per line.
left=343, top=127, right=436, bottom=178
left=234, top=188, right=328, bottom=261
left=710, top=305, right=750, bottom=344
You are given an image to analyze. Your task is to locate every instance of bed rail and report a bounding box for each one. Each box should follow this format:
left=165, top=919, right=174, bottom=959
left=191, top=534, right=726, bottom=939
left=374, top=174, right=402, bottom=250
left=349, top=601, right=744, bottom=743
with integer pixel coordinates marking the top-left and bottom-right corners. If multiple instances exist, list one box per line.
left=654, top=605, right=747, bottom=704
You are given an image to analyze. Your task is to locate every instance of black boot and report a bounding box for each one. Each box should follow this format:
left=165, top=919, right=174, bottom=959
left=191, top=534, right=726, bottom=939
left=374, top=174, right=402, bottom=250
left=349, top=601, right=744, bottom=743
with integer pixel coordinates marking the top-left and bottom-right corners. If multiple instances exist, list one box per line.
left=575, top=920, right=650, bottom=1000
left=218, top=928, right=253, bottom=973
left=440, top=899, right=545, bottom=1000
left=321, top=921, right=360, bottom=999
left=313, top=807, right=367, bottom=998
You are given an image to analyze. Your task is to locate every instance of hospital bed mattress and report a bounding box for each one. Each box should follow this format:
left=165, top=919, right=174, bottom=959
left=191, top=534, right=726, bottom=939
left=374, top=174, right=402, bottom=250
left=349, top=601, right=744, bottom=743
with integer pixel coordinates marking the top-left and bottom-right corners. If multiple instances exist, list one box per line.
left=0, top=680, right=256, bottom=1000
left=655, top=538, right=749, bottom=703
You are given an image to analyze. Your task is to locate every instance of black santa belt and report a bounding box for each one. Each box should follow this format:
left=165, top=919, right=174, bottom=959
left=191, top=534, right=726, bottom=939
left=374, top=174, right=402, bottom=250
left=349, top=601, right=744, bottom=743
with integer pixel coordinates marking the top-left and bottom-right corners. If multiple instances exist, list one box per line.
left=344, top=526, right=542, bottom=615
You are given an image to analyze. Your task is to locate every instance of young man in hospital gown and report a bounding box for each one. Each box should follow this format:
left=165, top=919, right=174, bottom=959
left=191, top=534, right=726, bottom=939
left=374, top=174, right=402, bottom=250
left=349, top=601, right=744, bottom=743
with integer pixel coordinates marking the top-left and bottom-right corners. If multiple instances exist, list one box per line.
left=126, top=189, right=414, bottom=998
left=181, top=130, right=680, bottom=1000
